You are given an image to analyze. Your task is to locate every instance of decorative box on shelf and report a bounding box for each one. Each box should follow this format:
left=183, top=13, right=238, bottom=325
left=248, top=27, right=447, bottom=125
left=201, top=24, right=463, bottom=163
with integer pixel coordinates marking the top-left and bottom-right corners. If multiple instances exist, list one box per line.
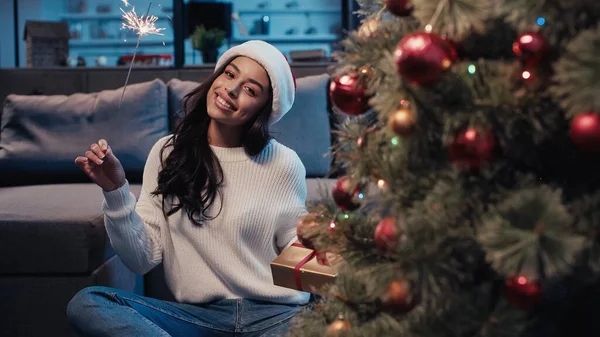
left=117, top=54, right=172, bottom=66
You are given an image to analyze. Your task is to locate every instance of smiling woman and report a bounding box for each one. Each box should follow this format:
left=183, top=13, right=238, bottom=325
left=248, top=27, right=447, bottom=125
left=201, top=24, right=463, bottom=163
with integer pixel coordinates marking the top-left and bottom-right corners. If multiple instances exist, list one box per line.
left=68, top=40, right=311, bottom=337
left=207, top=56, right=272, bottom=134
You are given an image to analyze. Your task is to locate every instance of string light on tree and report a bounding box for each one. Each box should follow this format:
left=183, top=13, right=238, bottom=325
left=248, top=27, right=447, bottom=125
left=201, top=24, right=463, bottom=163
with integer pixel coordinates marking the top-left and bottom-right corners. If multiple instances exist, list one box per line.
left=357, top=126, right=378, bottom=149
left=325, top=316, right=351, bottom=336
left=468, top=64, right=477, bottom=74
left=536, top=17, right=546, bottom=26
left=516, top=65, right=545, bottom=91
left=505, top=275, right=543, bottom=310
left=359, top=65, right=374, bottom=76
left=329, top=220, right=337, bottom=233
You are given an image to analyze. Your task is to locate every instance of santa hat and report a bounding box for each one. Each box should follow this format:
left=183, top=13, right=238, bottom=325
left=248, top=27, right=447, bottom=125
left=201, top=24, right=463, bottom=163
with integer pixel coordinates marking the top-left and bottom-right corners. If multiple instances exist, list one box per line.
left=215, top=40, right=296, bottom=125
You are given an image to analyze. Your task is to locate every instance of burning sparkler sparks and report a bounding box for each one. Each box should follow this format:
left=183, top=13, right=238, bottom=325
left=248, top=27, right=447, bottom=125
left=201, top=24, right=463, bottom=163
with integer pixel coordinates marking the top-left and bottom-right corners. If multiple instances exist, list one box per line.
left=120, top=6, right=165, bottom=37
left=118, top=0, right=166, bottom=108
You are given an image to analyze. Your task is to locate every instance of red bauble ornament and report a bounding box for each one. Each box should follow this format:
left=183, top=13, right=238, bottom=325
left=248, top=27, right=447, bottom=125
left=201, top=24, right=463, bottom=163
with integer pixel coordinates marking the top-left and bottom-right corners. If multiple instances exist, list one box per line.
left=329, top=72, right=371, bottom=116
left=441, top=37, right=460, bottom=63
left=394, top=32, right=455, bottom=86
left=374, top=217, right=402, bottom=254
left=505, top=275, right=543, bottom=310
left=332, top=176, right=361, bottom=211
left=385, top=0, right=412, bottom=17
left=512, top=32, right=549, bottom=65
left=448, top=128, right=495, bottom=170
left=569, top=113, right=600, bottom=152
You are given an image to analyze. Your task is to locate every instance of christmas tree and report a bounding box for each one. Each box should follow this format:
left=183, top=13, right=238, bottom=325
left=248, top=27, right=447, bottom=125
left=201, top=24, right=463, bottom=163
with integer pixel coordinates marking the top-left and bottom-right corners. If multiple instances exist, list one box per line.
left=288, top=0, right=600, bottom=336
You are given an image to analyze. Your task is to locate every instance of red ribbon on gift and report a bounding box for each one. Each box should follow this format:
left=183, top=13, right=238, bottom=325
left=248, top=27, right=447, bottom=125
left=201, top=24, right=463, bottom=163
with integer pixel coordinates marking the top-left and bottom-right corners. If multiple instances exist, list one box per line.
left=291, top=242, right=330, bottom=291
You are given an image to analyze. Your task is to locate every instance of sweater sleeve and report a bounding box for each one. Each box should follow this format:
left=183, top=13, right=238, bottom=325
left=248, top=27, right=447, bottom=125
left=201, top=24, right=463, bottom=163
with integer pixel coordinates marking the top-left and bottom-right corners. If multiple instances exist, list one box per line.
left=101, top=137, right=170, bottom=275
left=275, top=152, right=309, bottom=252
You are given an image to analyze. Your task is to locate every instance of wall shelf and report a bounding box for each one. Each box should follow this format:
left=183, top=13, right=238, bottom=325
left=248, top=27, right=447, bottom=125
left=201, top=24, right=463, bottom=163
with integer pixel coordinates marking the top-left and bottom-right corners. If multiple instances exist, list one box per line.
left=61, top=13, right=171, bottom=20
left=231, top=34, right=339, bottom=43
left=237, top=9, right=340, bottom=14
left=50, top=0, right=342, bottom=66
left=69, top=39, right=173, bottom=47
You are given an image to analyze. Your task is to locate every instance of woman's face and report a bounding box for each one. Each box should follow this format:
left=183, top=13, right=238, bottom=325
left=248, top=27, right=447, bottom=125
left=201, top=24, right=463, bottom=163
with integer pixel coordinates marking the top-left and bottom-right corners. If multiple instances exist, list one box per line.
left=207, top=56, right=271, bottom=127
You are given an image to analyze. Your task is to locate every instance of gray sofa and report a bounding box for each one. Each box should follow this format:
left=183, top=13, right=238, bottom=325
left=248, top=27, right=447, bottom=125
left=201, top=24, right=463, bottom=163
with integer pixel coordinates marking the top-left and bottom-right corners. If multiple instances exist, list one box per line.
left=0, top=66, right=337, bottom=337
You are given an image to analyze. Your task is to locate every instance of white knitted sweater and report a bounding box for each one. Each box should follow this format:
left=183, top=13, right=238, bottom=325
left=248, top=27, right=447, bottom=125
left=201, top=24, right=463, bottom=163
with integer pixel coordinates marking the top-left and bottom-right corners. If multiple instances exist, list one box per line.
left=102, top=135, right=310, bottom=304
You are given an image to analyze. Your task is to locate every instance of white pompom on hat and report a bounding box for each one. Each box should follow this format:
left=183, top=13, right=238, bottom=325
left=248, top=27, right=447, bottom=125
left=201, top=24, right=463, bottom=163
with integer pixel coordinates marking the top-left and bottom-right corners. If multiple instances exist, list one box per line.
left=215, top=40, right=296, bottom=125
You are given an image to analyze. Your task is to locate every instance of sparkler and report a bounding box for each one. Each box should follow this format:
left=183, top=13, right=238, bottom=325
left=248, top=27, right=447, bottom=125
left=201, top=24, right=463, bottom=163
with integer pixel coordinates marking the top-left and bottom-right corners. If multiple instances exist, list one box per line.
left=118, top=0, right=166, bottom=108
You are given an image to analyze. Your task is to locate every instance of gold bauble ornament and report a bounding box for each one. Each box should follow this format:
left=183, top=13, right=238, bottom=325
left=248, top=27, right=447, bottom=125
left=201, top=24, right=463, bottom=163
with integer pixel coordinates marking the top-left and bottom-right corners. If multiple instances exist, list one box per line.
left=381, top=279, right=416, bottom=313
left=388, top=108, right=416, bottom=135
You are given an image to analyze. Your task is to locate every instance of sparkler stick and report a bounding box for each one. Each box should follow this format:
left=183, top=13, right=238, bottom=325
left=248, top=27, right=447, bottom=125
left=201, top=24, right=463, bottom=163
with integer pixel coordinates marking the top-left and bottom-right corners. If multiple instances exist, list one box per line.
left=118, top=0, right=166, bottom=108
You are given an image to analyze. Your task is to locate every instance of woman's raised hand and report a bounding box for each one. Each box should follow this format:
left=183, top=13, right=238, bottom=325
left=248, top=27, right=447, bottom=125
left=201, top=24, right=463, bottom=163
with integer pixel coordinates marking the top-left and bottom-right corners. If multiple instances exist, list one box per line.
left=75, top=139, right=126, bottom=192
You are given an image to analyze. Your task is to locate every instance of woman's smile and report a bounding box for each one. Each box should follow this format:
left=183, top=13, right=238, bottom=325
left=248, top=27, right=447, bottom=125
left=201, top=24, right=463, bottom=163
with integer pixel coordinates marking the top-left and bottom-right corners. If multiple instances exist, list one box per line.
left=214, top=92, right=237, bottom=112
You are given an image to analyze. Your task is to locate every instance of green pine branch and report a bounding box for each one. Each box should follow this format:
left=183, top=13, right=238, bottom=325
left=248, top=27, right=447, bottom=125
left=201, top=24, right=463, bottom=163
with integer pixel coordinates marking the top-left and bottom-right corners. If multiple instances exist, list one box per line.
left=550, top=26, right=600, bottom=119
left=499, top=0, right=560, bottom=31
left=292, top=0, right=600, bottom=335
left=478, top=185, right=585, bottom=279
left=500, top=0, right=600, bottom=45
left=411, top=0, right=497, bottom=40
left=354, top=0, right=387, bottom=19
left=476, top=299, right=528, bottom=337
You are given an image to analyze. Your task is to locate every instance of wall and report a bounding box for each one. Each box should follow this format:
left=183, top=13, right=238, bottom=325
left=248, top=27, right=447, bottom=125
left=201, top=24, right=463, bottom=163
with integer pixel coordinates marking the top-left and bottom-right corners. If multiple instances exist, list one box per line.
left=20, top=0, right=64, bottom=67
left=1, top=0, right=346, bottom=68
left=0, top=1, right=15, bottom=68
left=57, top=0, right=175, bottom=67
left=183, top=0, right=342, bottom=65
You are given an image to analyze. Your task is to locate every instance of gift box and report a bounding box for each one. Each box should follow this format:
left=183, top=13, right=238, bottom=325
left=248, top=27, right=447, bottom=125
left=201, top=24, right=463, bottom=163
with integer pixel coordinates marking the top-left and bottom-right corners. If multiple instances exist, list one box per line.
left=271, top=242, right=344, bottom=293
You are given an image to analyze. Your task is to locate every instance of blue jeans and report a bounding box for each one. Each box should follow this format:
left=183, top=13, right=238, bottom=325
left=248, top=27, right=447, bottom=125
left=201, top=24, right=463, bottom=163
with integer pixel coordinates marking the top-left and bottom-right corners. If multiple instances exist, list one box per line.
left=66, top=286, right=310, bottom=337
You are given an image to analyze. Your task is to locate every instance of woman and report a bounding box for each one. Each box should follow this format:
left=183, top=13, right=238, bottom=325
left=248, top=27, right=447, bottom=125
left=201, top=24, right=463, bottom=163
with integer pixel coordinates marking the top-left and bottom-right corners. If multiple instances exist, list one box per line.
left=67, top=40, right=310, bottom=337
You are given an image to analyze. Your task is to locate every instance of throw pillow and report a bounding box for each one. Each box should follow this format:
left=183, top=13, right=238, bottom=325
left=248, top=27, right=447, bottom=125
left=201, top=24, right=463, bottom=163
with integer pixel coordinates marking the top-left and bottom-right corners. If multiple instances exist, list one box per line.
left=0, top=79, right=169, bottom=185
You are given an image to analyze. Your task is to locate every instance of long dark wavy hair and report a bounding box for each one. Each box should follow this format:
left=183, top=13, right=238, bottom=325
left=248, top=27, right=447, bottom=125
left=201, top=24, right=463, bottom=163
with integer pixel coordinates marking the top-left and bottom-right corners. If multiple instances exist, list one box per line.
left=151, top=57, right=273, bottom=226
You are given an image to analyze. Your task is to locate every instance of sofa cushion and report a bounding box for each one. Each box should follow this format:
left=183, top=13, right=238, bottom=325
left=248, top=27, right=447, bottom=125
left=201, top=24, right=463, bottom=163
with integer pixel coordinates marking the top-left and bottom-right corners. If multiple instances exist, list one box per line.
left=271, top=74, right=331, bottom=177
left=167, top=74, right=332, bottom=177
left=0, top=79, right=169, bottom=186
left=306, top=178, right=337, bottom=205
left=0, top=183, right=142, bottom=274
